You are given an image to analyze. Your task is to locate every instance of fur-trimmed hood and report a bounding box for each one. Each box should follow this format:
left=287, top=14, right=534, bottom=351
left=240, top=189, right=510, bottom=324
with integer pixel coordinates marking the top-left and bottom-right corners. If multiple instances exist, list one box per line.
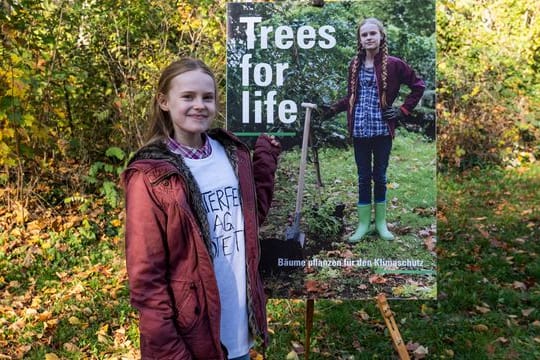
left=125, top=128, right=244, bottom=259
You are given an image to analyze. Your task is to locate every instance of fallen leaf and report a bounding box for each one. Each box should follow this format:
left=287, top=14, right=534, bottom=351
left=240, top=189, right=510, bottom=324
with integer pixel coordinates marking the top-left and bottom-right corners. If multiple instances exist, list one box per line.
left=475, top=305, right=491, bottom=314
left=291, top=341, right=304, bottom=354
left=352, top=339, right=363, bottom=351
left=45, top=354, right=60, bottom=360
left=489, top=239, right=507, bottom=249
left=472, top=217, right=487, bottom=221
left=473, top=324, right=489, bottom=332
left=63, top=342, right=79, bottom=352
left=474, top=224, right=490, bottom=239
left=305, top=280, right=320, bottom=293
left=25, top=308, right=38, bottom=317
left=388, top=182, right=400, bottom=189
left=368, top=274, right=387, bottom=284
left=466, top=264, right=481, bottom=272
left=98, top=333, right=109, bottom=343
left=354, top=309, right=370, bottom=321
left=521, top=308, right=535, bottom=317
left=286, top=350, right=299, bottom=360
left=413, top=345, right=429, bottom=359
left=9, top=318, right=25, bottom=331
left=249, top=349, right=264, bottom=360
left=512, top=281, right=527, bottom=291
left=423, top=236, right=436, bottom=251
left=406, top=341, right=420, bottom=351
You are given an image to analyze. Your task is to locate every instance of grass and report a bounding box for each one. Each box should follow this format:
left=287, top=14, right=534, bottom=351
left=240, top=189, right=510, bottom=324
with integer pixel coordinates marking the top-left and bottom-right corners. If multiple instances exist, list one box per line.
left=1, top=131, right=539, bottom=359
left=264, top=162, right=540, bottom=359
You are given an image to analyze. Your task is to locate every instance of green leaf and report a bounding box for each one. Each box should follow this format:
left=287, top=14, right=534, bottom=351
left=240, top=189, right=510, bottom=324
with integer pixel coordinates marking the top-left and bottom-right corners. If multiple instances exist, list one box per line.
left=105, top=147, right=125, bottom=160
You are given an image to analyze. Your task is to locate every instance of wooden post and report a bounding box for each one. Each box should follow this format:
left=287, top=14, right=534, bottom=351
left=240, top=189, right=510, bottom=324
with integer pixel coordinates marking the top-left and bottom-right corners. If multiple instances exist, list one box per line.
left=304, top=295, right=409, bottom=359
left=376, top=294, right=411, bottom=360
left=304, top=299, right=315, bottom=360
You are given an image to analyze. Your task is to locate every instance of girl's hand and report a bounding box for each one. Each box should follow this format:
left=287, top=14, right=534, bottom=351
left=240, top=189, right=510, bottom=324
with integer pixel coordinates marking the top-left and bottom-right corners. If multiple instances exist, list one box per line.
left=261, top=134, right=280, bottom=148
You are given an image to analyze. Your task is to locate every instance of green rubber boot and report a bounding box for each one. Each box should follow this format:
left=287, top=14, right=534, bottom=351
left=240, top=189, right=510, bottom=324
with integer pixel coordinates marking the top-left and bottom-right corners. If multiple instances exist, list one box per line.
left=349, top=204, right=372, bottom=243
left=375, top=201, right=395, bottom=241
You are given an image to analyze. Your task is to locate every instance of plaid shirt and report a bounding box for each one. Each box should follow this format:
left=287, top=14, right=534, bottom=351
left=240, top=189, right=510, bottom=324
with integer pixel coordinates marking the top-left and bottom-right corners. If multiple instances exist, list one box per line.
left=353, top=66, right=389, bottom=138
left=167, top=134, right=212, bottom=159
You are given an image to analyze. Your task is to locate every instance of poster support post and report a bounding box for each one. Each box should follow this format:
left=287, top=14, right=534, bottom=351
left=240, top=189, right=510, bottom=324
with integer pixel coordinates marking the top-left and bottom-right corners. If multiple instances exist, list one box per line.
left=376, top=294, right=411, bottom=360
left=303, top=295, right=410, bottom=360
left=304, top=299, right=315, bottom=360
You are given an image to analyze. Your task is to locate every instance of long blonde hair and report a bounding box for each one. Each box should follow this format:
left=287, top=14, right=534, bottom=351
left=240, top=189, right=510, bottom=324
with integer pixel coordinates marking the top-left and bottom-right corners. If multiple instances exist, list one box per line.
left=349, top=18, right=389, bottom=109
left=145, top=58, right=218, bottom=145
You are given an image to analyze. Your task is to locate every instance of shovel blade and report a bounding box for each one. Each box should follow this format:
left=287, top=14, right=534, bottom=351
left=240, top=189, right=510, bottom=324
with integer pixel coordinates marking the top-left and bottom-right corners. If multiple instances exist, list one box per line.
left=298, top=232, right=305, bottom=248
left=285, top=225, right=305, bottom=248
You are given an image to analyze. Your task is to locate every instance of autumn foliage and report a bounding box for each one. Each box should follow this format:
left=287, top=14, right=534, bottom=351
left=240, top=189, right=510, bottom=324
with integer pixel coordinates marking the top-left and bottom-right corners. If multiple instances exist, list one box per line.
left=1, top=0, right=539, bottom=359
left=437, top=0, right=540, bottom=170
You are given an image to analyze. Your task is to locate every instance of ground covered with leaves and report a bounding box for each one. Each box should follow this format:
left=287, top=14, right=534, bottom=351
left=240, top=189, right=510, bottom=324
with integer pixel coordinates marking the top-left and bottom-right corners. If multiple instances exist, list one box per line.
left=264, top=164, right=540, bottom=359
left=1, top=142, right=539, bottom=359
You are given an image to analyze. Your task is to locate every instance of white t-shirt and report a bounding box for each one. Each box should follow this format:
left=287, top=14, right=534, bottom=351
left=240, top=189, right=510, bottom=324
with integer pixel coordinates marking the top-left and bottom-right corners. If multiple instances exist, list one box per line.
left=183, top=138, right=251, bottom=358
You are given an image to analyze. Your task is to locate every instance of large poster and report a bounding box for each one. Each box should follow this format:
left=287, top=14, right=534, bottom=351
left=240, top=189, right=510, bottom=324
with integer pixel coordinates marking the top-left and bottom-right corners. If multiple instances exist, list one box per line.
left=227, top=1, right=437, bottom=300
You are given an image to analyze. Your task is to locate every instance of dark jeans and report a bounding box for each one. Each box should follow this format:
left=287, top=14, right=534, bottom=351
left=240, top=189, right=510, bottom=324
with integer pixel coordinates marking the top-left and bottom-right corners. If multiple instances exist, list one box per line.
left=353, top=136, right=392, bottom=205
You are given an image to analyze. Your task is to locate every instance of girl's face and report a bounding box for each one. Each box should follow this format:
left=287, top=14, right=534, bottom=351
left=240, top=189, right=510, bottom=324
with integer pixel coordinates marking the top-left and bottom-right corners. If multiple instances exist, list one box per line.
left=158, top=69, right=216, bottom=147
left=359, top=23, right=383, bottom=51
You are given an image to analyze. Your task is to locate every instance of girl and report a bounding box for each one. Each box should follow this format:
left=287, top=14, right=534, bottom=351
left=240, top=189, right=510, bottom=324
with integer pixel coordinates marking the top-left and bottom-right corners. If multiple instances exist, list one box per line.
left=122, top=58, right=280, bottom=359
left=328, top=18, right=425, bottom=242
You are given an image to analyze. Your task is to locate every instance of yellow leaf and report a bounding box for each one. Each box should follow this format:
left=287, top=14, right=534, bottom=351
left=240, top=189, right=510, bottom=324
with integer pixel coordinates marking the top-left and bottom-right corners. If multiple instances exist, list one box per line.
left=31, top=296, right=42, bottom=308
left=68, top=316, right=80, bottom=325
left=45, top=354, right=60, bottom=360
left=10, top=227, right=22, bottom=237
left=286, top=350, right=299, bottom=360
left=387, top=182, right=400, bottom=189
left=10, top=53, right=20, bottom=63
left=97, top=323, right=109, bottom=335
left=249, top=349, right=264, bottom=360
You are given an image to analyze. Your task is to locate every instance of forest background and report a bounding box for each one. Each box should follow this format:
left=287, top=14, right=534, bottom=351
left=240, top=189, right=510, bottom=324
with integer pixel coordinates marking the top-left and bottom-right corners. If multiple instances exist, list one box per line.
left=0, top=0, right=539, bottom=359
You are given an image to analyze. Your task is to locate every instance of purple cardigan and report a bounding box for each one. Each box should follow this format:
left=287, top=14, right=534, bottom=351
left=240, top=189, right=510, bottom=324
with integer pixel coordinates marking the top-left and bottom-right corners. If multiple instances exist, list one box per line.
left=333, top=51, right=425, bottom=138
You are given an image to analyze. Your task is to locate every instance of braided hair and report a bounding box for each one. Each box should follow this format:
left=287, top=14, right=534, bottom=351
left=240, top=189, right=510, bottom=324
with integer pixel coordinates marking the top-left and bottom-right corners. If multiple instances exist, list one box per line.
left=349, top=18, right=389, bottom=110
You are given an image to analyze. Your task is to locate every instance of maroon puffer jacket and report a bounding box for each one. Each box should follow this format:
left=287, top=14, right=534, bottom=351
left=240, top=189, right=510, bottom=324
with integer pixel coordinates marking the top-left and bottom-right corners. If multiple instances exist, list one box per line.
left=122, top=129, right=280, bottom=359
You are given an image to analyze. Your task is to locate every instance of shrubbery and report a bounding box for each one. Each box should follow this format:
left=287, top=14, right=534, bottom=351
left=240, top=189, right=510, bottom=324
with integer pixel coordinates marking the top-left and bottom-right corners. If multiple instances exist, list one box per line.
left=437, top=0, right=540, bottom=171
